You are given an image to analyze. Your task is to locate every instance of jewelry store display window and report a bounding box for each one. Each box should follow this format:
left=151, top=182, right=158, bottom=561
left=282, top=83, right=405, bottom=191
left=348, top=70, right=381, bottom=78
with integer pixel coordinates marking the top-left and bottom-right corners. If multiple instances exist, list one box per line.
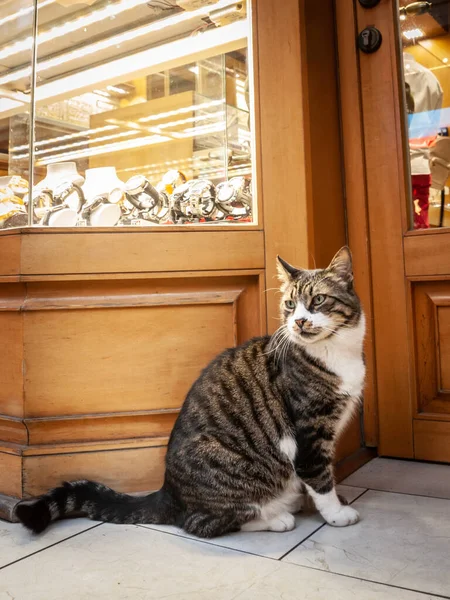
left=0, top=0, right=254, bottom=229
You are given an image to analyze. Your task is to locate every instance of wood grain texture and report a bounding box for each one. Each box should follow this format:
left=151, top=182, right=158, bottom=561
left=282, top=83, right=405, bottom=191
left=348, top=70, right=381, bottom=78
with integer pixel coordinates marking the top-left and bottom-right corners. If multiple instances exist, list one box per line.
left=26, top=411, right=178, bottom=446
left=23, top=303, right=236, bottom=417
left=20, top=231, right=264, bottom=275
left=22, top=437, right=169, bottom=456
left=18, top=276, right=260, bottom=418
left=355, top=0, right=414, bottom=457
left=23, top=446, right=167, bottom=496
left=414, top=419, right=450, bottom=463
left=257, top=0, right=311, bottom=334
left=405, top=232, right=450, bottom=277
left=0, top=417, right=27, bottom=445
left=0, top=233, right=21, bottom=276
left=0, top=452, right=22, bottom=497
left=335, top=0, right=378, bottom=448
left=0, top=311, right=24, bottom=418
left=302, top=0, right=347, bottom=269
left=413, top=282, right=450, bottom=417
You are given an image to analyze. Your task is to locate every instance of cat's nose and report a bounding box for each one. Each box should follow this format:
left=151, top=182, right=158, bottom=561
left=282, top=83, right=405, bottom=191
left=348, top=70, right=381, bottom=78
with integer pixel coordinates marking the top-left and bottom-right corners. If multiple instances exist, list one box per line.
left=295, top=318, right=308, bottom=330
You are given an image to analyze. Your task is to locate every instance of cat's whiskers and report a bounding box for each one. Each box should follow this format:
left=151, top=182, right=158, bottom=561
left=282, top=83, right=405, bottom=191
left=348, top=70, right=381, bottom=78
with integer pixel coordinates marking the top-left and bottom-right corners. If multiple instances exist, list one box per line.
left=322, top=326, right=345, bottom=340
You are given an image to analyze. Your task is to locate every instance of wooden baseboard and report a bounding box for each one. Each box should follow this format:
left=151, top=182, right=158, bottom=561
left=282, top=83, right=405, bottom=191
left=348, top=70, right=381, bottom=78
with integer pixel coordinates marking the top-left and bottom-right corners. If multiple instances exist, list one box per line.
left=335, top=447, right=377, bottom=483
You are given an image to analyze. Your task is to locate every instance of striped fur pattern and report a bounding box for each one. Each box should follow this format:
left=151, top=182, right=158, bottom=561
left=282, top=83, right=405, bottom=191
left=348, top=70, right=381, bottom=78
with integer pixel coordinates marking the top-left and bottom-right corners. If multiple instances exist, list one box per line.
left=15, top=247, right=365, bottom=537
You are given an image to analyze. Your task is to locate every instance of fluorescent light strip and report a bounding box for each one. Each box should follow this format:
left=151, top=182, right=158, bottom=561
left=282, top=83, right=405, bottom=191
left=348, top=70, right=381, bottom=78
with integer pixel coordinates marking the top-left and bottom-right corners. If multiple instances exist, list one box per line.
left=0, top=0, right=54, bottom=29
left=139, top=99, right=225, bottom=123
left=12, top=125, right=118, bottom=151
left=0, top=0, right=149, bottom=62
left=0, top=1, right=242, bottom=86
left=34, top=20, right=247, bottom=104
left=37, top=134, right=171, bottom=164
left=14, top=130, right=138, bottom=160
left=107, top=85, right=128, bottom=94
left=109, top=111, right=225, bottom=135
left=37, top=121, right=234, bottom=165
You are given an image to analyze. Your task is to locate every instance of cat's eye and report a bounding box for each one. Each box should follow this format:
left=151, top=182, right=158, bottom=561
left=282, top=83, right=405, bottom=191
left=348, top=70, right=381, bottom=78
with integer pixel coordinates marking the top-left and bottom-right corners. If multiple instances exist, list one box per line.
left=313, top=294, right=326, bottom=306
left=285, top=300, right=296, bottom=310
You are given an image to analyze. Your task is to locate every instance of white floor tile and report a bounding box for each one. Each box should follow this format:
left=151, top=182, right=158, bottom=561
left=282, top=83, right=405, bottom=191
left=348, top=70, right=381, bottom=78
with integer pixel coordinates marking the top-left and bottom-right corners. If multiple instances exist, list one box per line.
left=342, top=458, right=450, bottom=499
left=0, top=517, right=99, bottom=569
left=141, top=484, right=365, bottom=559
left=284, top=490, right=450, bottom=597
left=0, top=523, right=440, bottom=600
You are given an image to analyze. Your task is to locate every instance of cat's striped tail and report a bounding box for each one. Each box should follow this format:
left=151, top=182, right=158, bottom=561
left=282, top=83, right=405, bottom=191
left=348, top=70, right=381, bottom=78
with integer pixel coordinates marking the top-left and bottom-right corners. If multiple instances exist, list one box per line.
left=14, top=480, right=178, bottom=534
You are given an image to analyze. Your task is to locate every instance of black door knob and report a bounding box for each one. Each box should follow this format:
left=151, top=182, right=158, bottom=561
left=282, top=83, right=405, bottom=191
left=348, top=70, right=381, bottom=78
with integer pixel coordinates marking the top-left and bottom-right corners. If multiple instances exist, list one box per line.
left=358, top=26, right=383, bottom=53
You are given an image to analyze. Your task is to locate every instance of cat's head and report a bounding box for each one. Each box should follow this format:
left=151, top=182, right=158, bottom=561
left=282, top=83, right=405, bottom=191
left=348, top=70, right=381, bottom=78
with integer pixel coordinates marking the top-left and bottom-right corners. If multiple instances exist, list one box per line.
left=276, top=247, right=362, bottom=345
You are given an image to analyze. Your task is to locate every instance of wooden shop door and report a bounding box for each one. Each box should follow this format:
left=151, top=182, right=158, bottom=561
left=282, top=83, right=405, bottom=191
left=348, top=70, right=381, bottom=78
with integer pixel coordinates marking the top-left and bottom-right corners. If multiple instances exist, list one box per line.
left=337, top=0, right=450, bottom=462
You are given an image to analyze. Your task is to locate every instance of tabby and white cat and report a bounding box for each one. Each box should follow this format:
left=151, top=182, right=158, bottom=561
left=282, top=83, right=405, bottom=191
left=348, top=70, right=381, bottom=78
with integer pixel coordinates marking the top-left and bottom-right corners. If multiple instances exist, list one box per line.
left=16, top=247, right=365, bottom=538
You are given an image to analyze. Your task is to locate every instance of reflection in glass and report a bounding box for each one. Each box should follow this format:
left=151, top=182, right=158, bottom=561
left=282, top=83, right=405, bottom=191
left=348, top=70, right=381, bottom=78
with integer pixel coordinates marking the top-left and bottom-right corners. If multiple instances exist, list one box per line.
left=0, top=0, right=254, bottom=228
left=399, top=0, right=450, bottom=229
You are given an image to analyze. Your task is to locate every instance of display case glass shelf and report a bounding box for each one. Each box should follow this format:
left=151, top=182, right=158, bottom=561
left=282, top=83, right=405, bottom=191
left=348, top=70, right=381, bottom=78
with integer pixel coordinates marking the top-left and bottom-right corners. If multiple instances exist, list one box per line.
left=0, top=0, right=254, bottom=229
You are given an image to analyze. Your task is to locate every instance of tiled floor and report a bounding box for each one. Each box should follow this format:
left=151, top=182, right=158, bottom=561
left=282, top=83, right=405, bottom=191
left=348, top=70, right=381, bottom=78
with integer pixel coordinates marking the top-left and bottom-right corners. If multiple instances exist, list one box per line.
left=1, top=458, right=449, bottom=600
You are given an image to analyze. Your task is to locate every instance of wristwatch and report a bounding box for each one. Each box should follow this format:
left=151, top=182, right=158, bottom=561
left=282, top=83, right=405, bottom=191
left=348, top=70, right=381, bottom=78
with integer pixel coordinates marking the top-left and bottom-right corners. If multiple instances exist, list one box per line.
left=216, top=176, right=252, bottom=218
left=41, top=204, right=78, bottom=227
left=125, top=175, right=160, bottom=210
left=0, top=196, right=28, bottom=228
left=171, top=181, right=195, bottom=221
left=187, top=179, right=220, bottom=219
left=53, top=181, right=86, bottom=213
left=157, top=170, right=187, bottom=195
left=80, top=195, right=122, bottom=227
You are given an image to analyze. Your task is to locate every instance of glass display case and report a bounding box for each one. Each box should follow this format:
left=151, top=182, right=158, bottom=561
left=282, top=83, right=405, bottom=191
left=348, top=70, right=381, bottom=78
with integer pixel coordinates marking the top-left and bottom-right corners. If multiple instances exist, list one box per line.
left=0, top=0, right=254, bottom=229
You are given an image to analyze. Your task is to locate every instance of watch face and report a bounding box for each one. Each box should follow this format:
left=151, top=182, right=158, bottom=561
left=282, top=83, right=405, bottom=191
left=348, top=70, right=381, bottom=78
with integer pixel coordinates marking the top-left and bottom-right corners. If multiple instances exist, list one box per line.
left=109, top=187, right=124, bottom=204
left=125, top=175, right=146, bottom=196
left=217, top=182, right=235, bottom=203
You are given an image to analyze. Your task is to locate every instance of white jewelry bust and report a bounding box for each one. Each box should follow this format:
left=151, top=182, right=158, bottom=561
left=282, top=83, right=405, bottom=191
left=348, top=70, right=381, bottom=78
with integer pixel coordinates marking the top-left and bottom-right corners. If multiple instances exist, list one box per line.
left=35, top=162, right=84, bottom=190
left=82, top=167, right=124, bottom=202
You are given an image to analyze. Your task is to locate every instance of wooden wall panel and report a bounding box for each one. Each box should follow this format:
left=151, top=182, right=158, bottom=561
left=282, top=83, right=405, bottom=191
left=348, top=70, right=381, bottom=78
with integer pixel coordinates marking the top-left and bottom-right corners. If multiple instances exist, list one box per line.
left=0, top=312, right=24, bottom=418
left=414, top=420, right=450, bottom=463
left=21, top=275, right=261, bottom=418
left=0, top=452, right=22, bottom=497
left=413, top=282, right=450, bottom=418
left=20, top=231, right=264, bottom=275
left=24, top=304, right=235, bottom=417
left=405, top=231, right=450, bottom=277
left=0, top=233, right=21, bottom=277
left=23, top=446, right=167, bottom=496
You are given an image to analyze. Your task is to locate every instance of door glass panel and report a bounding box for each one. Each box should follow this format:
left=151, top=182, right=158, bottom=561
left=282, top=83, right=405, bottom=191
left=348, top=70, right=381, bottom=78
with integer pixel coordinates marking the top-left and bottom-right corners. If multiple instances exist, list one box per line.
left=399, top=0, right=450, bottom=230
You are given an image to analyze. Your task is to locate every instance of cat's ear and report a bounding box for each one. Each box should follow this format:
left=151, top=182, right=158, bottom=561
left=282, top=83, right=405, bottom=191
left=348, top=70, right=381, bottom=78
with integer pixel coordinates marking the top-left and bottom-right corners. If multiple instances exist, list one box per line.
left=327, top=246, right=353, bottom=283
left=277, top=256, right=300, bottom=284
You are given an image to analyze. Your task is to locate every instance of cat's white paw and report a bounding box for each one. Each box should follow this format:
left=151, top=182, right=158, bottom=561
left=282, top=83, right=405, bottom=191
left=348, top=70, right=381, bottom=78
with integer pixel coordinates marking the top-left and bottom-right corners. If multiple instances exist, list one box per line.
left=267, top=512, right=296, bottom=532
left=325, top=505, right=360, bottom=527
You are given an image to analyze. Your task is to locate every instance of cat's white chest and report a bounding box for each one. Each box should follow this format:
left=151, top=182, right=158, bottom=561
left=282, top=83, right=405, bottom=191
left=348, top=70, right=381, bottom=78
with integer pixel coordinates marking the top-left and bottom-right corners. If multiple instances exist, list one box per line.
left=305, top=314, right=366, bottom=399
left=328, top=351, right=365, bottom=397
